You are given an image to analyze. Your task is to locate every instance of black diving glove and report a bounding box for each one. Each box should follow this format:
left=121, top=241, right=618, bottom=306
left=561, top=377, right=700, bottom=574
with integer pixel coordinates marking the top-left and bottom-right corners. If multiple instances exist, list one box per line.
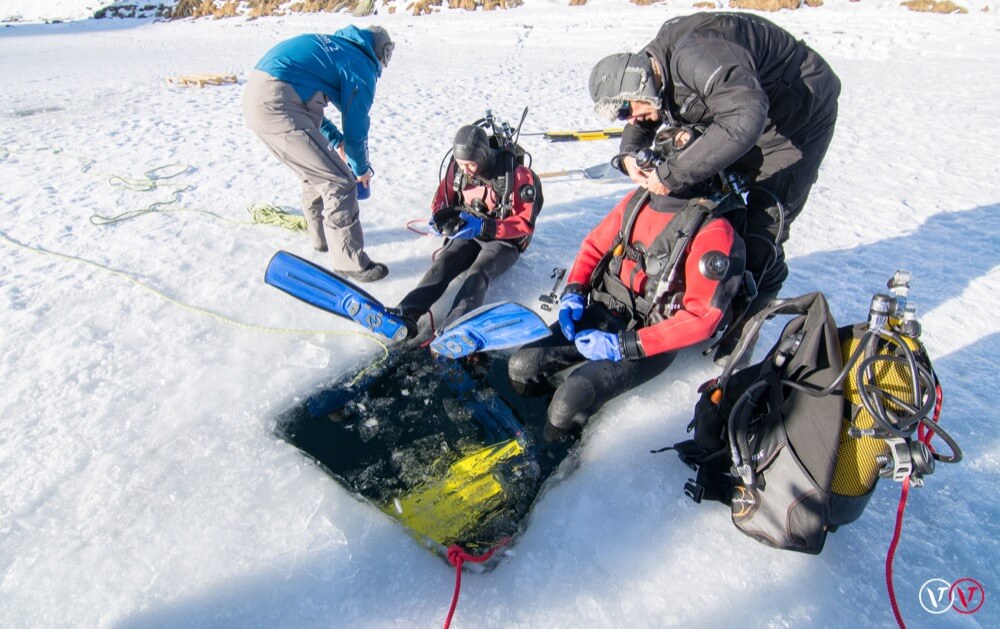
left=431, top=206, right=465, bottom=236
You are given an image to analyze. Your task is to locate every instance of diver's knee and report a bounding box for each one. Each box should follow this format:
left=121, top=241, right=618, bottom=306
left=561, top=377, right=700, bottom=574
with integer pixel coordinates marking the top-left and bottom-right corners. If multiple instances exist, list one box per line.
left=546, top=376, right=596, bottom=432
left=508, top=348, right=544, bottom=385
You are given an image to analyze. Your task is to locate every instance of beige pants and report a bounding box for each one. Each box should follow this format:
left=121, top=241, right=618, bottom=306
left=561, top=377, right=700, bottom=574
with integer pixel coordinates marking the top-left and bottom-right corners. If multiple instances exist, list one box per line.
left=242, top=69, right=370, bottom=272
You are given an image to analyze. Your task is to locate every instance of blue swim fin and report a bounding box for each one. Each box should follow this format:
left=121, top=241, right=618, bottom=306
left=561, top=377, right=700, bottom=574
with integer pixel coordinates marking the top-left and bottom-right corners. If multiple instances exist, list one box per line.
left=264, top=250, right=409, bottom=342
left=430, top=302, right=551, bottom=359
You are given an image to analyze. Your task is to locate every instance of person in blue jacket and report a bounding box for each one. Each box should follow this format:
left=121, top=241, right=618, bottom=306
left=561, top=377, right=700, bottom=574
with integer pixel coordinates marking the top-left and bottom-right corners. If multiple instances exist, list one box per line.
left=244, top=25, right=394, bottom=282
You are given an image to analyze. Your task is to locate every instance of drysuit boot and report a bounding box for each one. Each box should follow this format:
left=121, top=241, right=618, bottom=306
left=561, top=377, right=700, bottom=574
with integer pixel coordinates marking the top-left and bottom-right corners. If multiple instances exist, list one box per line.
left=542, top=421, right=575, bottom=444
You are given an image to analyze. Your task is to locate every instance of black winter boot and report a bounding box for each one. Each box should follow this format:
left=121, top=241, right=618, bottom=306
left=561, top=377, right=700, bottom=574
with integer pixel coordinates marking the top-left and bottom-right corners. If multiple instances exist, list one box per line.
left=341, top=261, right=388, bottom=283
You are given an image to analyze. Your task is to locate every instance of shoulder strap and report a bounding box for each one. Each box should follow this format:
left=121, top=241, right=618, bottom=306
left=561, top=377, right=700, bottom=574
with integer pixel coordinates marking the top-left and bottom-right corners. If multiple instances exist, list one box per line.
left=589, top=188, right=650, bottom=289
left=718, top=292, right=829, bottom=386
left=620, top=188, right=650, bottom=245
left=449, top=159, right=465, bottom=204
left=606, top=188, right=651, bottom=275
left=497, top=150, right=516, bottom=217
left=644, top=197, right=716, bottom=298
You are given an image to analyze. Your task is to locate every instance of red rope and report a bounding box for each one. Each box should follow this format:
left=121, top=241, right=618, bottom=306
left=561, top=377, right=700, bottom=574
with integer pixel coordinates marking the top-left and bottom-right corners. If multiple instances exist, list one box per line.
left=885, top=476, right=911, bottom=629
left=405, top=217, right=446, bottom=262
left=443, top=539, right=509, bottom=629
left=404, top=214, right=448, bottom=262
left=420, top=311, right=438, bottom=349
left=406, top=218, right=435, bottom=235
left=918, top=384, right=944, bottom=450
left=887, top=371, right=944, bottom=627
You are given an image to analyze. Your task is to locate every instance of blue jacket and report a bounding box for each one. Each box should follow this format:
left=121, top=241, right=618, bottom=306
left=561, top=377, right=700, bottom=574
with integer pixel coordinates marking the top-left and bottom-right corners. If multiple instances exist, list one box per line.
left=255, top=26, right=383, bottom=176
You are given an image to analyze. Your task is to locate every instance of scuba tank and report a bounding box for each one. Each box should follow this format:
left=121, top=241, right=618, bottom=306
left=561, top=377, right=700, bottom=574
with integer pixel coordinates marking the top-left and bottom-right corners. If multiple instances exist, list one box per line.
left=829, top=272, right=959, bottom=524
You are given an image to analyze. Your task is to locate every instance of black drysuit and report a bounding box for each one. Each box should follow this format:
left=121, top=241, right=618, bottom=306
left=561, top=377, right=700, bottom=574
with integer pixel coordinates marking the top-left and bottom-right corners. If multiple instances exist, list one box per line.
left=622, top=12, right=841, bottom=294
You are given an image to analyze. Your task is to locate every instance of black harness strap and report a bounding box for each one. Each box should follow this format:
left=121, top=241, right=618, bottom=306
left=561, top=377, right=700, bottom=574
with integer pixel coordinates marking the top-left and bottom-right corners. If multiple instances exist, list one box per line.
left=589, top=189, right=649, bottom=320
left=449, top=162, right=468, bottom=206
left=591, top=190, right=723, bottom=325
left=645, top=198, right=717, bottom=302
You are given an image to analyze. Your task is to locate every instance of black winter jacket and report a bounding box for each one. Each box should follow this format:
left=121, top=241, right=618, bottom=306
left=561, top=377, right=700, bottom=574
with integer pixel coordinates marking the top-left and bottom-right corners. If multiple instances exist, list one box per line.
left=622, top=12, right=841, bottom=192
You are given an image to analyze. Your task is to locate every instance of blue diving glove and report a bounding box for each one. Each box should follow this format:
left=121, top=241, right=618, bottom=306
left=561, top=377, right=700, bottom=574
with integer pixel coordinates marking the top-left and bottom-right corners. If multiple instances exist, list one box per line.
left=574, top=329, right=623, bottom=362
left=449, top=212, right=484, bottom=240
left=558, top=292, right=586, bottom=340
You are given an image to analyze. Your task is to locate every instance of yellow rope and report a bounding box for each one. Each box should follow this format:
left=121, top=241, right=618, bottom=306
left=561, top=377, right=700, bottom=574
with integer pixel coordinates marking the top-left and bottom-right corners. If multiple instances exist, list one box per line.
left=1, top=145, right=380, bottom=380
left=247, top=203, right=308, bottom=231
left=89, top=200, right=307, bottom=230
left=1, top=145, right=306, bottom=231
left=106, top=162, right=192, bottom=192
left=0, top=230, right=389, bottom=383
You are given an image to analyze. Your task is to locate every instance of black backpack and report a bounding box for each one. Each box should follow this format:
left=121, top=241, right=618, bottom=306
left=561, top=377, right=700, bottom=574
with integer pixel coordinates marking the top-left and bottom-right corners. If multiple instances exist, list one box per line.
left=437, top=109, right=541, bottom=251
left=669, top=284, right=961, bottom=554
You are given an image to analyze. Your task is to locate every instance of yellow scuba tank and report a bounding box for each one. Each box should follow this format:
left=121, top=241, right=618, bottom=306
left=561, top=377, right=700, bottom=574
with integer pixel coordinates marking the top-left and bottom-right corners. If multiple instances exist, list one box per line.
left=829, top=271, right=958, bottom=527
left=832, top=327, right=927, bottom=497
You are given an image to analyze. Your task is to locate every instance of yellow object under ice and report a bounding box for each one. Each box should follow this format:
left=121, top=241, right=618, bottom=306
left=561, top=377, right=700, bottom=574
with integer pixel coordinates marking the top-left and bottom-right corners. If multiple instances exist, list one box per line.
left=382, top=438, right=525, bottom=547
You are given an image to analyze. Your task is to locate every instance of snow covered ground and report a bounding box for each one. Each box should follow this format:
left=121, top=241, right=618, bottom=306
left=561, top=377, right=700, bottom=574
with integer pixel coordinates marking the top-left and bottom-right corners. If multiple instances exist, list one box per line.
left=1, top=1, right=997, bottom=627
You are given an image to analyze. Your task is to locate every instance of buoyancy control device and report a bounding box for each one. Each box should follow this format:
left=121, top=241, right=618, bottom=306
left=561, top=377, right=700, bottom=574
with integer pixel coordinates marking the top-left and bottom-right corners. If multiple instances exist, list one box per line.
left=668, top=271, right=962, bottom=554
left=587, top=178, right=749, bottom=327
left=437, top=108, right=534, bottom=212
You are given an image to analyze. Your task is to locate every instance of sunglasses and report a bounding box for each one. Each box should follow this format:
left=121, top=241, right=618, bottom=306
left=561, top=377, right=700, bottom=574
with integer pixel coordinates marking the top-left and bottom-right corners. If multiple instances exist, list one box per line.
left=615, top=101, right=633, bottom=121
left=381, top=42, right=394, bottom=66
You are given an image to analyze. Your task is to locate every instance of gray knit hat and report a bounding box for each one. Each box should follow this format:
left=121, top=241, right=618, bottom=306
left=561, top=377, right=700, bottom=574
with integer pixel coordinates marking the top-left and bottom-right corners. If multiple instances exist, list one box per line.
left=588, top=53, right=661, bottom=121
left=368, top=26, right=394, bottom=67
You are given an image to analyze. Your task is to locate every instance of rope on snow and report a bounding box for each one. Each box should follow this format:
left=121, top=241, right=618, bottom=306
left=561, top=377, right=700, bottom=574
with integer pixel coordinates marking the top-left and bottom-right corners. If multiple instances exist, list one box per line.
left=0, top=229, right=389, bottom=383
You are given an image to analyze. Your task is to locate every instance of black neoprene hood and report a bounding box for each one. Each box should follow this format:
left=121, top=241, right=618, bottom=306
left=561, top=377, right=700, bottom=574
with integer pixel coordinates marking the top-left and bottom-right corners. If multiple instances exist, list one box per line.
left=452, top=125, right=496, bottom=172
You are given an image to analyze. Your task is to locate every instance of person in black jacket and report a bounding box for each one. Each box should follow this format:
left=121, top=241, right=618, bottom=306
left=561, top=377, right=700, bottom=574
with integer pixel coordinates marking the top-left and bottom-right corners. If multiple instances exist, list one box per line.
left=588, top=12, right=840, bottom=361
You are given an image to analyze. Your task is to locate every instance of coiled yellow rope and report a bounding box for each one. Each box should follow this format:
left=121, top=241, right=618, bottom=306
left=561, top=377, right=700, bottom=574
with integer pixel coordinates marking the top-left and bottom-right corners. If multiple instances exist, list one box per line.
left=0, top=144, right=386, bottom=381
left=247, top=203, right=308, bottom=231
left=1, top=145, right=307, bottom=231
left=90, top=163, right=307, bottom=231
left=89, top=199, right=308, bottom=230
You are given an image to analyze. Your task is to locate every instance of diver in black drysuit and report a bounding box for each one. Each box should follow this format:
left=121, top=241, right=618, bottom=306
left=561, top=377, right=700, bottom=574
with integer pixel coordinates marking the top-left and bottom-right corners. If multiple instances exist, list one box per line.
left=589, top=12, right=840, bottom=360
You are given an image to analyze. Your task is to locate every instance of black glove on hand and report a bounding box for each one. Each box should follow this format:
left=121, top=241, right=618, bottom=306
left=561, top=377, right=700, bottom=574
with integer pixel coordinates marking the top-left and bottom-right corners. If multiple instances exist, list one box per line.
left=431, top=206, right=465, bottom=236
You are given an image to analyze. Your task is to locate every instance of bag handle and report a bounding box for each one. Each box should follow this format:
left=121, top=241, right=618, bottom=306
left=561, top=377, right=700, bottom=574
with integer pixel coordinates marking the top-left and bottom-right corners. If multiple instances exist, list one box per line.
left=718, top=293, right=824, bottom=385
